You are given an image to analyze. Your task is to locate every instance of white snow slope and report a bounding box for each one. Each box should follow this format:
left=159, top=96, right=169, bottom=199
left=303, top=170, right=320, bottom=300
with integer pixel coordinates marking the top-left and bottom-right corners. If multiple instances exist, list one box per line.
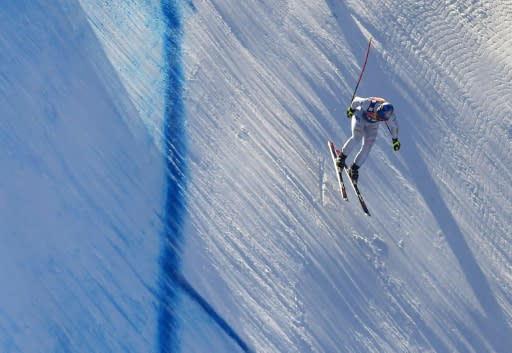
left=1, top=1, right=512, bottom=353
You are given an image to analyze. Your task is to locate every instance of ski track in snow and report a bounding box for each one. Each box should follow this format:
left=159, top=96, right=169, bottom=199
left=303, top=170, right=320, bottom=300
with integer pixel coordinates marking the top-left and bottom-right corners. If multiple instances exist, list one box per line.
left=361, top=2, right=512, bottom=349
left=182, top=0, right=512, bottom=352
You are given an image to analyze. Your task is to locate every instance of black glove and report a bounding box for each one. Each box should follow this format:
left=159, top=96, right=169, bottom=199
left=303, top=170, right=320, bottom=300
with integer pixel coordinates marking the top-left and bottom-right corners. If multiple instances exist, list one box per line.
left=346, top=107, right=355, bottom=118
left=392, top=138, right=401, bottom=151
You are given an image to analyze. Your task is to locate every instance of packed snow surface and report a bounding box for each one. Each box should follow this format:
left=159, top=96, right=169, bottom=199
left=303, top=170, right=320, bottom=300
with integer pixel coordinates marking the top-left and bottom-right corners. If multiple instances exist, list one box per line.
left=1, top=1, right=511, bottom=353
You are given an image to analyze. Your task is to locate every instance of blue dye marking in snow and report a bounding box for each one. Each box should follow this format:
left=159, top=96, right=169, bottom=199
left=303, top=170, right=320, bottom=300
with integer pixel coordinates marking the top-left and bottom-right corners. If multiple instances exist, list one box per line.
left=172, top=273, right=255, bottom=353
left=157, top=2, right=253, bottom=352
left=158, top=1, right=187, bottom=353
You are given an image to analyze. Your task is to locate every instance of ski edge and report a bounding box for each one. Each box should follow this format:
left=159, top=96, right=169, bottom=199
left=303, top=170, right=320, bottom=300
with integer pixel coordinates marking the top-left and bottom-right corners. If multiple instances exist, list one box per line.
left=327, top=140, right=348, bottom=201
left=344, top=167, right=371, bottom=216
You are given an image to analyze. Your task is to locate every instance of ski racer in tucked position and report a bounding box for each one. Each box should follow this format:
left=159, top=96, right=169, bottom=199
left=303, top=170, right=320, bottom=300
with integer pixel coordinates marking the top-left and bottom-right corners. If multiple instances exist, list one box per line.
left=336, top=96, right=400, bottom=183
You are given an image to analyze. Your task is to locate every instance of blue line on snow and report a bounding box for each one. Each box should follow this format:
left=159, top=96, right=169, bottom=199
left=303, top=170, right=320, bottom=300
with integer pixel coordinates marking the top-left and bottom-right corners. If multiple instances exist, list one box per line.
left=157, top=2, right=253, bottom=352
left=158, top=1, right=187, bottom=353
left=171, top=272, right=254, bottom=353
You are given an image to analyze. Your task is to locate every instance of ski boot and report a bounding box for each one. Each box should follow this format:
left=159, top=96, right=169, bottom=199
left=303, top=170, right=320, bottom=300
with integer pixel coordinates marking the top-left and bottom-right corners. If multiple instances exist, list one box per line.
left=336, top=152, right=347, bottom=169
left=348, top=163, right=359, bottom=183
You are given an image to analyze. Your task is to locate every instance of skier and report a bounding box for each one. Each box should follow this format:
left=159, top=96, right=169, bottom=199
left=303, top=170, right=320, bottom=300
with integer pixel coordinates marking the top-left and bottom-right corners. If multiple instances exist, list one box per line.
left=336, top=96, right=400, bottom=183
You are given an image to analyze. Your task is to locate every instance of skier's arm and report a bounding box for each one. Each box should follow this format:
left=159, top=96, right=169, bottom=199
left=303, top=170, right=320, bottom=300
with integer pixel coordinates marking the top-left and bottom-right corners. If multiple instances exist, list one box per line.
left=347, top=97, right=366, bottom=118
left=387, top=116, right=400, bottom=151
left=350, top=96, right=366, bottom=110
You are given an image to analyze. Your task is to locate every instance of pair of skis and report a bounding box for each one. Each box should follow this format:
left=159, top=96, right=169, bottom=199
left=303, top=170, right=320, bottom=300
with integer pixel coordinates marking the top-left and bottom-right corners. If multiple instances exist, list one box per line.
left=328, top=140, right=370, bottom=216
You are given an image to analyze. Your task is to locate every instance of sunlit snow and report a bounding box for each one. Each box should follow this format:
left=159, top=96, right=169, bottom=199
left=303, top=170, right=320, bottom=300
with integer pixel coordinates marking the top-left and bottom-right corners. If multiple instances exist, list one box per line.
left=1, top=1, right=511, bottom=353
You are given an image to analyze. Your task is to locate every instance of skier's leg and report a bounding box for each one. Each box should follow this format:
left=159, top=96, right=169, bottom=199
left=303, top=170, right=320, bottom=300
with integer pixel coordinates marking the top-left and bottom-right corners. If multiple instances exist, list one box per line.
left=353, top=123, right=379, bottom=167
left=341, top=117, right=363, bottom=158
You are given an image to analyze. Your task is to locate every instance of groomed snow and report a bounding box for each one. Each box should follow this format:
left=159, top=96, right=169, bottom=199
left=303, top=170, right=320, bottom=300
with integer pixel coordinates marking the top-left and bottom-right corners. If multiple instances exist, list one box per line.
left=1, top=1, right=511, bottom=353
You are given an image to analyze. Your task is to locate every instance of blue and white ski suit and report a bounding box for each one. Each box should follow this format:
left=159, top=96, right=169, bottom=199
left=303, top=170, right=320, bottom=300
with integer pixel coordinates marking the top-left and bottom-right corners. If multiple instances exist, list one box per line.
left=341, top=96, right=399, bottom=167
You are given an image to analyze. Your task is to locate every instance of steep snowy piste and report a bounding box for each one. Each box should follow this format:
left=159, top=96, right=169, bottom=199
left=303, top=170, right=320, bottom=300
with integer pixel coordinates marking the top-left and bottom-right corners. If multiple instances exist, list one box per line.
left=1, top=0, right=512, bottom=353
left=1, top=1, right=251, bottom=352
left=181, top=0, right=512, bottom=352
left=0, top=1, right=164, bottom=352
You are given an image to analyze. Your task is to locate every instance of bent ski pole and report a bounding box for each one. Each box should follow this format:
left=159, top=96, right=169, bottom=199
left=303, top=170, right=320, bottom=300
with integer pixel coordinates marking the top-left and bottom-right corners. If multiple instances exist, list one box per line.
left=349, top=37, right=372, bottom=105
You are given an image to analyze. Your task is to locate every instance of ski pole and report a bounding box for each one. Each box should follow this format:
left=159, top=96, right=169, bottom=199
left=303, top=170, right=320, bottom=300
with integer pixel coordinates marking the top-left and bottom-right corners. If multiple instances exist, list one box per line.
left=384, top=110, right=399, bottom=137
left=349, top=37, right=372, bottom=105
left=385, top=121, right=392, bottom=136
